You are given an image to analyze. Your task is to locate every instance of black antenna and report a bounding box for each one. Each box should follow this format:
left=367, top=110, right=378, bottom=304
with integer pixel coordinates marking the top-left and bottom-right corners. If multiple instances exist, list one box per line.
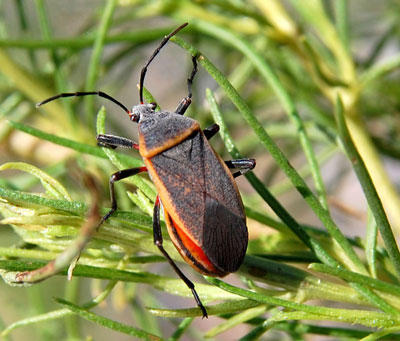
left=139, top=23, right=188, bottom=104
left=36, top=91, right=131, bottom=115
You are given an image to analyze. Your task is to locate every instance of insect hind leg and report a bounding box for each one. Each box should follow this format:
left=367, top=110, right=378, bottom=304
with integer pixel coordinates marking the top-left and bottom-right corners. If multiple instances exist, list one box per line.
left=152, top=196, right=208, bottom=318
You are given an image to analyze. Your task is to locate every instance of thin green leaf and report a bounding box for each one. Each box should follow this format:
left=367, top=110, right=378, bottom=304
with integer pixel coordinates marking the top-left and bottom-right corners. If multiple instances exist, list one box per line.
left=361, top=327, right=400, bottom=341
left=335, top=96, right=400, bottom=279
left=0, top=27, right=184, bottom=49
left=272, top=322, right=400, bottom=340
left=55, top=298, right=162, bottom=340
left=170, top=318, right=194, bottom=340
left=63, top=277, right=80, bottom=339
left=206, top=277, right=400, bottom=328
left=0, top=162, right=71, bottom=201
left=366, top=208, right=378, bottom=278
left=0, top=260, right=239, bottom=302
left=289, top=0, right=355, bottom=80
left=1, top=308, right=70, bottom=338
left=192, top=19, right=329, bottom=211
left=85, top=0, right=117, bottom=127
left=334, top=0, right=350, bottom=52
left=0, top=187, right=152, bottom=230
left=205, top=305, right=268, bottom=338
left=148, top=299, right=260, bottom=318
left=347, top=283, right=400, bottom=316
left=1, top=280, right=118, bottom=338
left=360, top=53, right=400, bottom=86
left=7, top=120, right=142, bottom=167
left=309, top=263, right=400, bottom=298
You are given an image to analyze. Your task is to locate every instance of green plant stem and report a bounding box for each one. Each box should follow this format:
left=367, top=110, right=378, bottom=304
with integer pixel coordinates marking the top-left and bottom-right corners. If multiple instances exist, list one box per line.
left=0, top=247, right=58, bottom=260
left=309, top=263, right=400, bottom=297
left=269, top=145, right=337, bottom=196
left=170, top=318, right=194, bottom=340
left=1, top=280, right=118, bottom=338
left=366, top=208, right=378, bottom=278
left=363, top=24, right=396, bottom=68
left=272, top=322, right=400, bottom=340
left=345, top=110, right=400, bottom=234
left=207, top=277, right=400, bottom=328
left=206, top=305, right=269, bottom=338
left=85, top=0, right=117, bottom=128
left=360, top=53, right=400, bottom=86
left=289, top=0, right=355, bottom=81
left=0, top=187, right=152, bottom=227
left=148, top=300, right=261, bottom=318
left=0, top=260, right=239, bottom=303
left=0, top=162, right=71, bottom=200
left=335, top=97, right=400, bottom=279
left=242, top=255, right=400, bottom=311
left=363, top=327, right=400, bottom=341
left=64, top=278, right=81, bottom=339
left=0, top=27, right=181, bottom=49
left=334, top=0, right=350, bottom=52
left=7, top=120, right=142, bottom=167
left=55, top=298, right=158, bottom=339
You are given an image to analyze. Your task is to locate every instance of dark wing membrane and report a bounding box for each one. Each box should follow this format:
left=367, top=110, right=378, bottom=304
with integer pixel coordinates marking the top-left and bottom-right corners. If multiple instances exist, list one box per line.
left=149, top=131, right=207, bottom=233
left=149, top=131, right=247, bottom=273
left=203, top=195, right=247, bottom=273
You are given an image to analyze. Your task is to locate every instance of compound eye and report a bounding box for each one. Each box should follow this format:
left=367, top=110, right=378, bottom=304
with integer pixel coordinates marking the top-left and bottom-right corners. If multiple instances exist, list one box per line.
left=149, top=102, right=157, bottom=110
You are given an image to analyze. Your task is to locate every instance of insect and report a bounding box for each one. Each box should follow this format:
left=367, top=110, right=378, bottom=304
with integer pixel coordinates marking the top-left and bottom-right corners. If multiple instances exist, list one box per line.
left=37, top=23, right=255, bottom=318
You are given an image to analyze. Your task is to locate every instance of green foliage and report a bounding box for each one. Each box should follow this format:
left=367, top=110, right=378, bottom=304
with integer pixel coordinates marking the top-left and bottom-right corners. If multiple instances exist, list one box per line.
left=1, top=0, right=400, bottom=339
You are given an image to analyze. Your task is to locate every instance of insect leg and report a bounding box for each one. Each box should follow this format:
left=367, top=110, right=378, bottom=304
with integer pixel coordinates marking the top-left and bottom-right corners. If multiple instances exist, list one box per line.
left=97, top=134, right=139, bottom=150
left=203, top=123, right=220, bottom=140
left=153, top=196, right=208, bottom=318
left=225, top=158, right=256, bottom=178
left=100, top=166, right=147, bottom=226
left=175, top=56, right=198, bottom=116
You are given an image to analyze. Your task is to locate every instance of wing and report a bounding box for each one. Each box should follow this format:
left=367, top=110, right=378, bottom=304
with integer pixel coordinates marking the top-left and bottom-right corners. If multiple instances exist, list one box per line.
left=145, top=130, right=248, bottom=275
left=202, top=195, right=247, bottom=273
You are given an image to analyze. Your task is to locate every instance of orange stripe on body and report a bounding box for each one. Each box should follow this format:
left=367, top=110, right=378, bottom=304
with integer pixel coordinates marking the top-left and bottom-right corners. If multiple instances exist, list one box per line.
left=168, top=215, right=219, bottom=275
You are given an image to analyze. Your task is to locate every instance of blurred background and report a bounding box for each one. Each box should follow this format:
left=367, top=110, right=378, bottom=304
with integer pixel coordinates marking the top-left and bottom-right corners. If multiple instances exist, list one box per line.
left=0, top=1, right=400, bottom=340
